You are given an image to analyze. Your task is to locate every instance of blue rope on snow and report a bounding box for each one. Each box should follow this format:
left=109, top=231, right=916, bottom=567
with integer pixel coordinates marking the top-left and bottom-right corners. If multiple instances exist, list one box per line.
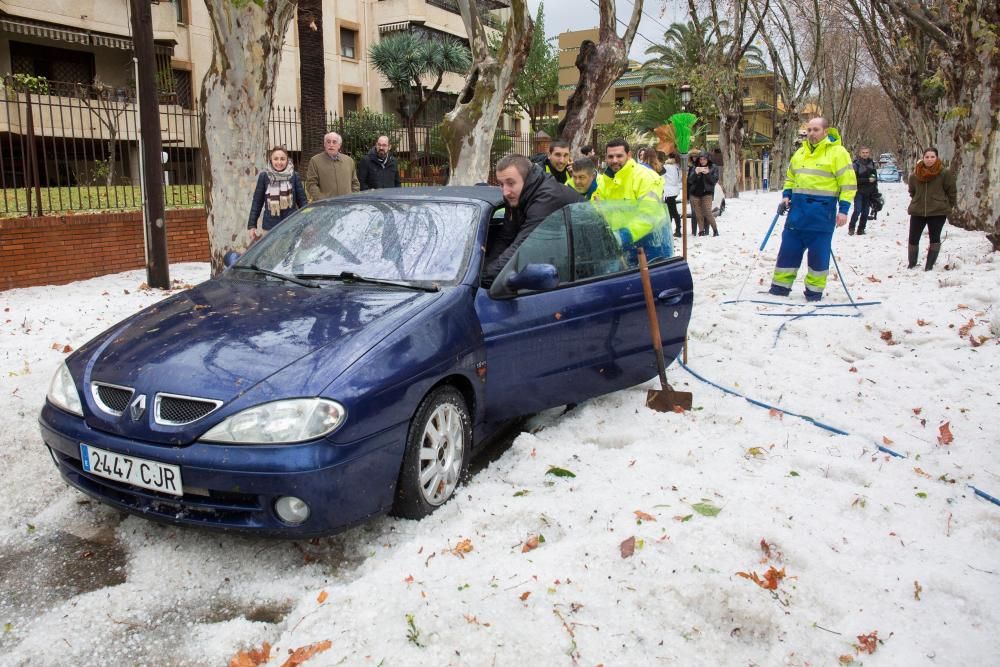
left=677, top=360, right=905, bottom=457
left=722, top=299, right=882, bottom=309
left=970, top=486, right=1000, bottom=508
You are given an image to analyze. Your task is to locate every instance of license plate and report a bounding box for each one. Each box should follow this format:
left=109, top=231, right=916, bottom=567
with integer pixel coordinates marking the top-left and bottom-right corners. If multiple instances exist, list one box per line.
left=79, top=444, right=183, bottom=496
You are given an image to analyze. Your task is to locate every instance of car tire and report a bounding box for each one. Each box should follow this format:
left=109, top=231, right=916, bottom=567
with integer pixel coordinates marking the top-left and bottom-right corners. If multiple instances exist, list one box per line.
left=392, top=386, right=471, bottom=520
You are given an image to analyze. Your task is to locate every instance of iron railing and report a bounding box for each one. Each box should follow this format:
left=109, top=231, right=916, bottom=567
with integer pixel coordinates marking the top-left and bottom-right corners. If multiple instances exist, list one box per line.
left=1, top=78, right=543, bottom=216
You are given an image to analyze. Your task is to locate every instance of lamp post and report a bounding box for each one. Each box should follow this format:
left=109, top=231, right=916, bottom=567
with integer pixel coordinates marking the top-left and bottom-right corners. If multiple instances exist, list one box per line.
left=671, top=84, right=696, bottom=364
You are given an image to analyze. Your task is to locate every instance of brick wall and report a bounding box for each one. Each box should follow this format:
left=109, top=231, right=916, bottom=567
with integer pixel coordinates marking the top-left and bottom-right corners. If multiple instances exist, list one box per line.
left=0, top=209, right=209, bottom=291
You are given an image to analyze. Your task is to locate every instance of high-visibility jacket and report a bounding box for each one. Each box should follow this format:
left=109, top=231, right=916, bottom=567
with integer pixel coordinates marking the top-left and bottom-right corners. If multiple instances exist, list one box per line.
left=782, top=127, right=856, bottom=231
left=596, top=159, right=664, bottom=202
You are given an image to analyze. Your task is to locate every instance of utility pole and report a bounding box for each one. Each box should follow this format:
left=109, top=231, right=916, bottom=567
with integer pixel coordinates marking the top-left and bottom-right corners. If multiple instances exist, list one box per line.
left=129, top=0, right=169, bottom=288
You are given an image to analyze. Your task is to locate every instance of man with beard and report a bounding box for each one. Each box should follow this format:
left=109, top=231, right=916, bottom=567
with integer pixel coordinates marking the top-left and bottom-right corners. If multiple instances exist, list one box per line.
left=358, top=135, right=401, bottom=190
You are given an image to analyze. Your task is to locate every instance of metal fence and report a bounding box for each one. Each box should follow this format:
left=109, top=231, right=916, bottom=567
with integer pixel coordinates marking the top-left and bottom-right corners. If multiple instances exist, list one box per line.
left=1, top=76, right=541, bottom=217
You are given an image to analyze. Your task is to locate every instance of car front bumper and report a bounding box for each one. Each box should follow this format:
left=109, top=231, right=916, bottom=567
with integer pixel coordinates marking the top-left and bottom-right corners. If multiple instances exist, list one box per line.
left=39, top=403, right=408, bottom=538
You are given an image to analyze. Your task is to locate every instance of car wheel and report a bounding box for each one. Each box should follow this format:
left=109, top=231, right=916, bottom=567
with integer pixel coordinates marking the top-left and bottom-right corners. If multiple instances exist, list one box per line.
left=392, top=386, right=471, bottom=520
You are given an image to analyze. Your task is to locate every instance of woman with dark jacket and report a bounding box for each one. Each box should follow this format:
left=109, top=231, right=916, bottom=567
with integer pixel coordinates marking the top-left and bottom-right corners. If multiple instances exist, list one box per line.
left=247, top=146, right=308, bottom=242
left=907, top=147, right=956, bottom=270
left=688, top=154, right=719, bottom=236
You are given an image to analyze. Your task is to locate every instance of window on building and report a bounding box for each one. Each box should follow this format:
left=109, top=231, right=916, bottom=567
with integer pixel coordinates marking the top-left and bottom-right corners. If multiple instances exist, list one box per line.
left=10, top=42, right=95, bottom=88
left=171, top=69, right=193, bottom=108
left=629, top=91, right=642, bottom=104
left=340, top=28, right=358, bottom=59
left=175, top=0, right=188, bottom=24
left=343, top=92, right=361, bottom=114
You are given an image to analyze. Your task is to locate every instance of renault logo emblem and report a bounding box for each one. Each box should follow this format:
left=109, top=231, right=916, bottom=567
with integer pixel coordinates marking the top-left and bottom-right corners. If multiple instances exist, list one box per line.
left=129, top=394, right=147, bottom=422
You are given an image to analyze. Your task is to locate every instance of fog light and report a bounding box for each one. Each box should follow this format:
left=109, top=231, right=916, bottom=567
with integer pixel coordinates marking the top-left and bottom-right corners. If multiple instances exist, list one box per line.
left=274, top=496, right=310, bottom=525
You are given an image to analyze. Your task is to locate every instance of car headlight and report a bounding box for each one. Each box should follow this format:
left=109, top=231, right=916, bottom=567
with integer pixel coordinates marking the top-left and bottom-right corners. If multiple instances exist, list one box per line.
left=200, top=398, right=345, bottom=444
left=47, top=361, right=83, bottom=416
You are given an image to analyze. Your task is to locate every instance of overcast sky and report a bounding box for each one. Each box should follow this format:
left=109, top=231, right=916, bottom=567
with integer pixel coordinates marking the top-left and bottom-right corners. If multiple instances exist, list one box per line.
left=526, top=0, right=686, bottom=61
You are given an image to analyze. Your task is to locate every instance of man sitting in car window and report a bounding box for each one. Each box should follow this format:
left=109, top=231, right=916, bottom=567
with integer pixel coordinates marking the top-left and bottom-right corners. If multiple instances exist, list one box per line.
left=484, top=155, right=582, bottom=286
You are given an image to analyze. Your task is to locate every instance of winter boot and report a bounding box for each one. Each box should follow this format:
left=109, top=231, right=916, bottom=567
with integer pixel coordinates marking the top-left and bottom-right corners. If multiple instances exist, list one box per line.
left=907, top=244, right=919, bottom=269
left=925, top=243, right=941, bottom=271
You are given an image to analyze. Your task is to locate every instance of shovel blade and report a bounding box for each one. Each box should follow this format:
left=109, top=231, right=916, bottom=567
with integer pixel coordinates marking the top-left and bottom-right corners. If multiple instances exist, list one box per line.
left=646, top=388, right=694, bottom=413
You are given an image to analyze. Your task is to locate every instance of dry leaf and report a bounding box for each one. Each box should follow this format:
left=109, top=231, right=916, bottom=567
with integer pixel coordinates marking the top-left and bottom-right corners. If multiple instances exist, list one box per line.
left=736, top=566, right=786, bottom=590
left=521, top=535, right=540, bottom=553
left=672, top=404, right=685, bottom=413
left=768, top=408, right=783, bottom=419
left=970, top=335, right=989, bottom=347
left=937, top=422, right=954, bottom=445
left=620, top=536, right=636, bottom=559
left=913, top=581, right=922, bottom=601
left=916, top=319, right=930, bottom=326
left=866, top=275, right=881, bottom=283
left=957, top=303, right=969, bottom=309
left=316, top=590, right=328, bottom=604
left=634, top=510, right=656, bottom=522
left=839, top=655, right=856, bottom=665
left=958, top=318, right=975, bottom=337
left=882, top=436, right=894, bottom=445
left=280, top=640, right=332, bottom=667
left=854, top=631, right=878, bottom=655
left=880, top=330, right=893, bottom=342
left=404, top=574, right=414, bottom=585
left=229, top=642, right=271, bottom=667
left=519, top=591, right=531, bottom=601
left=913, top=467, right=932, bottom=478
left=451, top=538, right=474, bottom=557
left=62, top=344, right=73, bottom=353
left=848, top=366, right=858, bottom=373
left=912, top=407, right=922, bottom=415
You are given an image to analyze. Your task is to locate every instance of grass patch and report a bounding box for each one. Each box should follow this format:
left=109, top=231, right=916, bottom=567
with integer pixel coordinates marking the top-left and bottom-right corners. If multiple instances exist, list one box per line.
left=1, top=185, right=204, bottom=217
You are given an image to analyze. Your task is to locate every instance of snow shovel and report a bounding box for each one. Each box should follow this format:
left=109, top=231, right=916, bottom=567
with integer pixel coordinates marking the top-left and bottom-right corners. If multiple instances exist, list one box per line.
left=638, top=247, right=693, bottom=412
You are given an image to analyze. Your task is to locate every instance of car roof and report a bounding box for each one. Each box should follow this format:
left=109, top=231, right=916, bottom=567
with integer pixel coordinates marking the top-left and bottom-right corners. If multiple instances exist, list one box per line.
left=320, top=186, right=506, bottom=208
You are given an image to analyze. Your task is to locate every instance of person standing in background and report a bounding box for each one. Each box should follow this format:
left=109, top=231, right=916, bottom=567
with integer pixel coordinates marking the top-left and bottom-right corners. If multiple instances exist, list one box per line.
left=848, top=146, right=879, bottom=236
left=305, top=132, right=360, bottom=200
left=906, top=147, right=956, bottom=270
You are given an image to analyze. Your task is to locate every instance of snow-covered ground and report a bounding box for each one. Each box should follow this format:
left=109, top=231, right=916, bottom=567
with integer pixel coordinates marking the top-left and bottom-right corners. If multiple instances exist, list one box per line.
left=1, top=184, right=998, bottom=667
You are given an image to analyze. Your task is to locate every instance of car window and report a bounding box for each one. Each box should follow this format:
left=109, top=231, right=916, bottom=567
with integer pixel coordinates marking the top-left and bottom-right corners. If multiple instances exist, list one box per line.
left=566, top=201, right=674, bottom=280
left=239, top=201, right=479, bottom=285
left=507, top=210, right=571, bottom=281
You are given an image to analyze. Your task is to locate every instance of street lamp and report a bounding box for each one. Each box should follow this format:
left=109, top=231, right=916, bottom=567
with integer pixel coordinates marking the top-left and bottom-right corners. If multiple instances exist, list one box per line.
left=679, top=83, right=692, bottom=109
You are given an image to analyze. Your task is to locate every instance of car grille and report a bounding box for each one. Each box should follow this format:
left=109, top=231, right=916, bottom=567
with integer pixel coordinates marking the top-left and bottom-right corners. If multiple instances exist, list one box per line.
left=155, top=394, right=222, bottom=425
left=92, top=383, right=133, bottom=416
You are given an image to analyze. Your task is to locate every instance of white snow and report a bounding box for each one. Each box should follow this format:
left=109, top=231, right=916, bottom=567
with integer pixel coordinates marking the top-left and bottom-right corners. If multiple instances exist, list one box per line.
left=1, top=184, right=998, bottom=666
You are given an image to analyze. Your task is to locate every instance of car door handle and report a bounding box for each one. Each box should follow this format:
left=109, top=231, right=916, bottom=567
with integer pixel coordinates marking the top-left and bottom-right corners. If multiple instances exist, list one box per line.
left=657, top=288, right=684, bottom=305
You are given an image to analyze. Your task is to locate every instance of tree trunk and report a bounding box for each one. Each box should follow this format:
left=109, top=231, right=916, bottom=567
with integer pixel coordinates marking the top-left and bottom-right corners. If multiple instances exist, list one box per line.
left=297, top=0, right=327, bottom=168
left=557, top=0, right=643, bottom=157
left=441, top=0, right=533, bottom=185
left=201, top=0, right=297, bottom=274
left=768, top=110, right=799, bottom=189
left=934, top=27, right=1000, bottom=250
left=716, top=102, right=743, bottom=197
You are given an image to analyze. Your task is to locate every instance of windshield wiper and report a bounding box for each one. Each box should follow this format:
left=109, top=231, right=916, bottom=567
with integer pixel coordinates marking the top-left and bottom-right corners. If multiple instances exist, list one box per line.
left=232, top=264, right=319, bottom=289
left=296, top=271, right=440, bottom=293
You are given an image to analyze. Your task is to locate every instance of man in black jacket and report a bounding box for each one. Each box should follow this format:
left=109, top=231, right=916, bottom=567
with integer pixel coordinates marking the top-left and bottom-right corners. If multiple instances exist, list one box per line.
left=357, top=136, right=401, bottom=190
left=483, top=155, right=582, bottom=285
left=849, top=146, right=879, bottom=235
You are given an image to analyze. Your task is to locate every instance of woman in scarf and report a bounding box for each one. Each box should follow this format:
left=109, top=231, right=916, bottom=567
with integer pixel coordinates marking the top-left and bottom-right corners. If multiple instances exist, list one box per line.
left=247, top=146, right=308, bottom=242
left=906, top=147, right=956, bottom=270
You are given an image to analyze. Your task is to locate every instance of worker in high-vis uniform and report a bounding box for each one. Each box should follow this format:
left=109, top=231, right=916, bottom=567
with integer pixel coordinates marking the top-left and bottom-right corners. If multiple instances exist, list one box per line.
left=769, top=117, right=856, bottom=302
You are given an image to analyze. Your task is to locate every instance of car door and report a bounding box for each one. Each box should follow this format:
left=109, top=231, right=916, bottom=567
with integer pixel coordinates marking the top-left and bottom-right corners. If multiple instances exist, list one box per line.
left=475, top=201, right=693, bottom=422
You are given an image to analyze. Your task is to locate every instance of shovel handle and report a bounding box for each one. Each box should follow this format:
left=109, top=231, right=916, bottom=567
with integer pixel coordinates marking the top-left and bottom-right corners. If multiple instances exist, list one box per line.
left=638, top=248, right=668, bottom=389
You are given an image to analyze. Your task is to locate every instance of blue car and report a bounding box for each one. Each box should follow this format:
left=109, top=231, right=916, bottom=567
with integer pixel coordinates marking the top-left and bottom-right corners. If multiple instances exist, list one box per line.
left=878, top=166, right=901, bottom=183
left=39, top=188, right=693, bottom=537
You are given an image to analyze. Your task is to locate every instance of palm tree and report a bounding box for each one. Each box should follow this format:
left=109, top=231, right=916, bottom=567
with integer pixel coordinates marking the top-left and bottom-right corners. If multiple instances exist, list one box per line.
left=369, top=32, right=471, bottom=161
left=297, top=0, right=326, bottom=167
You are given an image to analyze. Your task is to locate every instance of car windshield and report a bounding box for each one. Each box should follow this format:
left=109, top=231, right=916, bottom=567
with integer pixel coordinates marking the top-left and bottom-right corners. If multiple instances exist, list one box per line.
left=237, top=200, right=480, bottom=286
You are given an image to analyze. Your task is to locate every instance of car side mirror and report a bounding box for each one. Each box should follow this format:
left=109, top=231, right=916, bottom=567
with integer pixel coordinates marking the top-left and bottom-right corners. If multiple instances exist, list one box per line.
left=223, top=250, right=241, bottom=268
left=505, top=263, right=559, bottom=292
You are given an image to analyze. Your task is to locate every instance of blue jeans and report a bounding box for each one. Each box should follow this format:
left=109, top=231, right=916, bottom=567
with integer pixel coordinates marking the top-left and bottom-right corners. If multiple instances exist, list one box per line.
left=849, top=193, right=871, bottom=233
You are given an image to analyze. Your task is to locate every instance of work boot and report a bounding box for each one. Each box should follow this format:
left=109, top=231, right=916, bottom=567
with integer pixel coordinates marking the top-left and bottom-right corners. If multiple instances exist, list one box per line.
left=804, top=291, right=823, bottom=302
left=925, top=243, right=941, bottom=271
left=907, top=244, right=919, bottom=269
left=768, top=285, right=791, bottom=297
left=848, top=227, right=855, bottom=236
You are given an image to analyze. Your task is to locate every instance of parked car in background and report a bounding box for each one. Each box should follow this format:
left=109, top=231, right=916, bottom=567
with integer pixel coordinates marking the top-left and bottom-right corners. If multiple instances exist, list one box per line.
left=878, top=165, right=902, bottom=183
left=40, top=190, right=694, bottom=537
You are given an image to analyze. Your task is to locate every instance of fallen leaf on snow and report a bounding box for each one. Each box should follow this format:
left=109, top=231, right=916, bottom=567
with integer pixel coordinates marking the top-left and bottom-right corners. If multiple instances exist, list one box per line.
left=913, top=581, right=922, bottom=600
left=620, top=536, right=636, bottom=559
left=916, top=319, right=931, bottom=326
left=866, top=275, right=881, bottom=283
left=937, top=422, right=954, bottom=446
left=848, top=366, right=858, bottom=373
left=316, top=590, right=328, bottom=604
left=913, top=467, right=932, bottom=478
left=958, top=318, right=975, bottom=337
left=229, top=642, right=271, bottom=667
left=736, top=566, right=786, bottom=590
left=854, top=630, right=879, bottom=655
left=451, top=538, right=474, bottom=557
left=882, top=436, right=894, bottom=445
left=280, top=640, right=332, bottom=667
left=519, top=591, right=531, bottom=601
left=634, top=510, right=656, bottom=522
left=521, top=535, right=541, bottom=553
left=912, top=407, right=922, bottom=415
left=691, top=502, right=721, bottom=517
left=768, top=408, right=783, bottom=419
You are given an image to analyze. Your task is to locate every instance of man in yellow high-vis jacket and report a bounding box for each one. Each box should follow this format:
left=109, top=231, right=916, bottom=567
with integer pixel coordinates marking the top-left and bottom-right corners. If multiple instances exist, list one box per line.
left=769, top=117, right=856, bottom=302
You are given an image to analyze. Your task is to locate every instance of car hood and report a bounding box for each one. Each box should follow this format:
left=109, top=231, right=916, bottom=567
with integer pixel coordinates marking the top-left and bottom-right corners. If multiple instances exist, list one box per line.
left=79, top=277, right=437, bottom=441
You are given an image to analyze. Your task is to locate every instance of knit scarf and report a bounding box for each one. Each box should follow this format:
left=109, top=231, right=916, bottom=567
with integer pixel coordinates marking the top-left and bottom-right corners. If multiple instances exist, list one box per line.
left=915, top=159, right=942, bottom=183
left=265, top=162, right=295, bottom=216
